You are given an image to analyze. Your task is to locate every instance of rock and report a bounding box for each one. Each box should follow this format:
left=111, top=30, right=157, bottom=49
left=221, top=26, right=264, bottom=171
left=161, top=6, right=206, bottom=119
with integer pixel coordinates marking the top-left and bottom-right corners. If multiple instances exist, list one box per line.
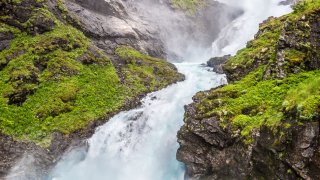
left=64, top=0, right=166, bottom=59
left=177, top=99, right=320, bottom=179
left=0, top=32, right=14, bottom=51
left=278, top=0, right=296, bottom=6
left=0, top=133, right=54, bottom=180
left=0, top=0, right=55, bottom=35
left=177, top=4, right=320, bottom=180
left=27, top=14, right=56, bottom=35
left=223, top=9, right=320, bottom=82
left=0, top=0, right=180, bottom=178
left=177, top=98, right=251, bottom=180
left=207, top=55, right=231, bottom=74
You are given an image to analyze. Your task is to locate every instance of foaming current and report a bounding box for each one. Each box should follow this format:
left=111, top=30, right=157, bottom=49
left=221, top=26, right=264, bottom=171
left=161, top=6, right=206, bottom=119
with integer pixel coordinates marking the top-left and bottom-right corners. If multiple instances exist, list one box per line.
left=212, top=0, right=292, bottom=56
left=34, top=0, right=292, bottom=180
left=49, top=64, right=227, bottom=180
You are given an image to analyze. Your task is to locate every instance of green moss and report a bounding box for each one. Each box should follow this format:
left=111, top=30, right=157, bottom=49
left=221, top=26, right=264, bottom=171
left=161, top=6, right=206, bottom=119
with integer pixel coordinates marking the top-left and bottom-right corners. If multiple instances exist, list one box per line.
left=0, top=22, right=21, bottom=34
left=116, top=46, right=183, bottom=94
left=193, top=0, right=320, bottom=143
left=0, top=4, right=181, bottom=146
left=195, top=64, right=320, bottom=142
left=0, top=20, right=120, bottom=145
left=283, top=76, right=320, bottom=120
left=293, top=0, right=320, bottom=14
left=171, top=0, right=205, bottom=15
left=284, top=49, right=306, bottom=64
left=223, top=18, right=283, bottom=78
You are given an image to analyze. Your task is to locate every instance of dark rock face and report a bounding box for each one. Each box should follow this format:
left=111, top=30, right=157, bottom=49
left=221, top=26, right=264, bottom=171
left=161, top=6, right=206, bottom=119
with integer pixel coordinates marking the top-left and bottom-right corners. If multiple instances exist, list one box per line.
left=251, top=123, right=320, bottom=180
left=279, top=0, right=298, bottom=6
left=177, top=94, right=250, bottom=180
left=177, top=97, right=320, bottom=179
left=0, top=133, right=54, bottom=180
left=177, top=5, right=320, bottom=180
left=223, top=9, right=320, bottom=82
left=207, top=55, right=231, bottom=74
left=0, top=32, right=14, bottom=51
left=0, top=0, right=55, bottom=35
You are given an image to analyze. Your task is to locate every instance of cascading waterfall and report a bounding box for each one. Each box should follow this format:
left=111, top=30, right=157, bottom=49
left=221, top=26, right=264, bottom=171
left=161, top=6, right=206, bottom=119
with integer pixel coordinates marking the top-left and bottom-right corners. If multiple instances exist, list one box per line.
left=48, top=1, right=292, bottom=180
left=49, top=64, right=227, bottom=180
left=212, top=0, right=292, bottom=56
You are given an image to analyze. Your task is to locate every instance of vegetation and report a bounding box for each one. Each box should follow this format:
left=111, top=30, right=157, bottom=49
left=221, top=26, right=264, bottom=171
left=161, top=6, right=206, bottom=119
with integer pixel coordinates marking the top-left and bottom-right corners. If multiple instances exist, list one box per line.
left=171, top=0, right=205, bottom=15
left=293, top=0, right=320, bottom=13
left=0, top=0, right=182, bottom=146
left=195, top=66, right=320, bottom=143
left=116, top=46, right=183, bottom=94
left=191, top=0, right=320, bottom=143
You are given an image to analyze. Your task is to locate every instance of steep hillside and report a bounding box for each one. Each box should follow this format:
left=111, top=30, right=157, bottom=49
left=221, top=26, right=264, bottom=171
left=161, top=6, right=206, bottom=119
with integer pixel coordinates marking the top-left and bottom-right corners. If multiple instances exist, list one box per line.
left=177, top=0, right=320, bottom=179
left=0, top=0, right=184, bottom=177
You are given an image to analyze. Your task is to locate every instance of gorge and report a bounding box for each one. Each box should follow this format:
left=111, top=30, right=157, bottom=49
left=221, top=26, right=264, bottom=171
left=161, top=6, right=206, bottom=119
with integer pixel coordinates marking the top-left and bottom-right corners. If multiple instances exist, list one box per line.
left=0, top=0, right=319, bottom=180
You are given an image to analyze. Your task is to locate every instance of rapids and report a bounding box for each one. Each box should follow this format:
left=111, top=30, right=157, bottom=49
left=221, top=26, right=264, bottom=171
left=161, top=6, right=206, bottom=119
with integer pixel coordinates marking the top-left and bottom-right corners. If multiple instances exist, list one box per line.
left=48, top=1, right=292, bottom=180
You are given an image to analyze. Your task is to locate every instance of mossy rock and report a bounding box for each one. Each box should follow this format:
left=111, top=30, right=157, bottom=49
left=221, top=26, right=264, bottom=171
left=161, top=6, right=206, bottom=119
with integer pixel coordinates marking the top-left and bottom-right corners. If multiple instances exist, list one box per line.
left=0, top=0, right=182, bottom=146
left=195, top=0, right=320, bottom=143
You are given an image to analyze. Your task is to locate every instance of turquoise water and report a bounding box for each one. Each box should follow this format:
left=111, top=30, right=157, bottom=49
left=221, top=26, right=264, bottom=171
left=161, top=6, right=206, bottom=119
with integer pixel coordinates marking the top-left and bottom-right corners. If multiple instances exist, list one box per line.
left=49, top=63, right=226, bottom=180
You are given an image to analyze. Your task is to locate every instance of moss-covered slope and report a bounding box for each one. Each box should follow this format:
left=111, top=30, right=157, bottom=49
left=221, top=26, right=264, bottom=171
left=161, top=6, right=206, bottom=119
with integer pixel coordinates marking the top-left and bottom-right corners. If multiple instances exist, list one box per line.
left=177, top=1, right=320, bottom=179
left=199, top=0, right=320, bottom=142
left=0, top=0, right=183, bottom=146
left=171, top=0, right=206, bottom=14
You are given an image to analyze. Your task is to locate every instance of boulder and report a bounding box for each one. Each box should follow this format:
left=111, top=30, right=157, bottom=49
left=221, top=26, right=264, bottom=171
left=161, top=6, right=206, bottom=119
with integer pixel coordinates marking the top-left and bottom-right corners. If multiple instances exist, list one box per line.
left=207, top=55, right=231, bottom=74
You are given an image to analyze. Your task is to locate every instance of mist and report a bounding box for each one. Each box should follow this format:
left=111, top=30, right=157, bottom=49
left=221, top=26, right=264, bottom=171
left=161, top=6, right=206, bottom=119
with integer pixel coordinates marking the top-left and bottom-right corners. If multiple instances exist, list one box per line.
left=122, top=0, right=241, bottom=62
left=212, top=0, right=292, bottom=56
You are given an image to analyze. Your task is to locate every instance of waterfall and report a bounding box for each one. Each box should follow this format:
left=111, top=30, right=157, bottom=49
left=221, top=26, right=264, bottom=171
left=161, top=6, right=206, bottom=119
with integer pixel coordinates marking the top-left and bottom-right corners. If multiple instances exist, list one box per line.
left=48, top=1, right=292, bottom=180
left=49, top=64, right=227, bottom=180
left=212, top=0, right=292, bottom=56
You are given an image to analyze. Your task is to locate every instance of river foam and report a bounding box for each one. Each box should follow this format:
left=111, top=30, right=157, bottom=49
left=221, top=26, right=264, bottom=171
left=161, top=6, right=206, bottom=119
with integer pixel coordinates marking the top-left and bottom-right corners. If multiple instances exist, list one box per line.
left=48, top=1, right=292, bottom=180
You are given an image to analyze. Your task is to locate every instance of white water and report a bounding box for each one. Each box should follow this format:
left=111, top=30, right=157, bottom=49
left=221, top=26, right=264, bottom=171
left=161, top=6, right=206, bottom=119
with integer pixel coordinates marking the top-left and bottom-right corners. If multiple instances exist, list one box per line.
left=49, top=64, right=226, bottom=180
left=213, top=0, right=292, bottom=56
left=47, top=1, right=291, bottom=180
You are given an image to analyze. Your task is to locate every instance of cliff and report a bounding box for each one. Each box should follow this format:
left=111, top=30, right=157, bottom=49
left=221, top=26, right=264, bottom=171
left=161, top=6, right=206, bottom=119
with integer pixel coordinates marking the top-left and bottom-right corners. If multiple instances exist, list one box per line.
left=177, top=0, right=320, bottom=179
left=0, top=0, right=184, bottom=178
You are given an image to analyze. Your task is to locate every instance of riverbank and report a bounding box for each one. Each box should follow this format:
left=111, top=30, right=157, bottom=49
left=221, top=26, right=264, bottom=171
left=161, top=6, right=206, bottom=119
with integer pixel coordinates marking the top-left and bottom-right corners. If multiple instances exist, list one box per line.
left=0, top=0, right=184, bottom=178
left=177, top=0, right=320, bottom=179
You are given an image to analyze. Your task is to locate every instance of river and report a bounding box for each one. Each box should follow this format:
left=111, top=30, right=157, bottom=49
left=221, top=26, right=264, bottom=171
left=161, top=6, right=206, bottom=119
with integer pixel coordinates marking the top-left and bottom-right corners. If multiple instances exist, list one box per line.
left=48, top=0, right=292, bottom=179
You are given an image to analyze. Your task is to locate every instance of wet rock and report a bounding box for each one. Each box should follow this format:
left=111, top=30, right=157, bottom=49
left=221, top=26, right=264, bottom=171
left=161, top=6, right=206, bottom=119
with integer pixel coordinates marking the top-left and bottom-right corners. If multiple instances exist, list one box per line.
left=207, top=55, right=231, bottom=74
left=177, top=100, right=251, bottom=180
left=177, top=99, right=320, bottom=179
left=177, top=6, right=320, bottom=180
left=27, top=14, right=56, bottom=35
left=0, top=0, right=55, bottom=35
left=0, top=133, right=54, bottom=179
left=279, top=0, right=296, bottom=6
left=64, top=0, right=166, bottom=58
left=0, top=32, right=14, bottom=51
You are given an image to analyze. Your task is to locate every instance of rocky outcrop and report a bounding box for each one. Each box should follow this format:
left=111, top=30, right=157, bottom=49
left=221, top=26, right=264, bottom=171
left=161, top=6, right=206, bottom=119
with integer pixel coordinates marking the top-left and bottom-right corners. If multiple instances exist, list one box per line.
left=0, top=32, right=14, bottom=51
left=0, top=0, right=184, bottom=179
left=0, top=133, right=54, bottom=180
left=62, top=0, right=166, bottom=58
left=207, top=55, right=231, bottom=74
left=177, top=1, right=320, bottom=179
left=223, top=7, right=320, bottom=82
left=178, top=97, right=320, bottom=179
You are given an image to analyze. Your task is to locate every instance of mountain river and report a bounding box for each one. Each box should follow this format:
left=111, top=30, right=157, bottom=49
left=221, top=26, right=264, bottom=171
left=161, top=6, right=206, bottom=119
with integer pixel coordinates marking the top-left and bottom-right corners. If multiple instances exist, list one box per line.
left=48, top=1, right=292, bottom=179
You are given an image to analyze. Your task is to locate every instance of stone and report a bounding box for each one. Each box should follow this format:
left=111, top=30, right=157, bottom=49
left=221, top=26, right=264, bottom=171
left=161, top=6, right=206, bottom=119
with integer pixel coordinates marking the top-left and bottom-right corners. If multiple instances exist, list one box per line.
left=207, top=55, right=231, bottom=74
